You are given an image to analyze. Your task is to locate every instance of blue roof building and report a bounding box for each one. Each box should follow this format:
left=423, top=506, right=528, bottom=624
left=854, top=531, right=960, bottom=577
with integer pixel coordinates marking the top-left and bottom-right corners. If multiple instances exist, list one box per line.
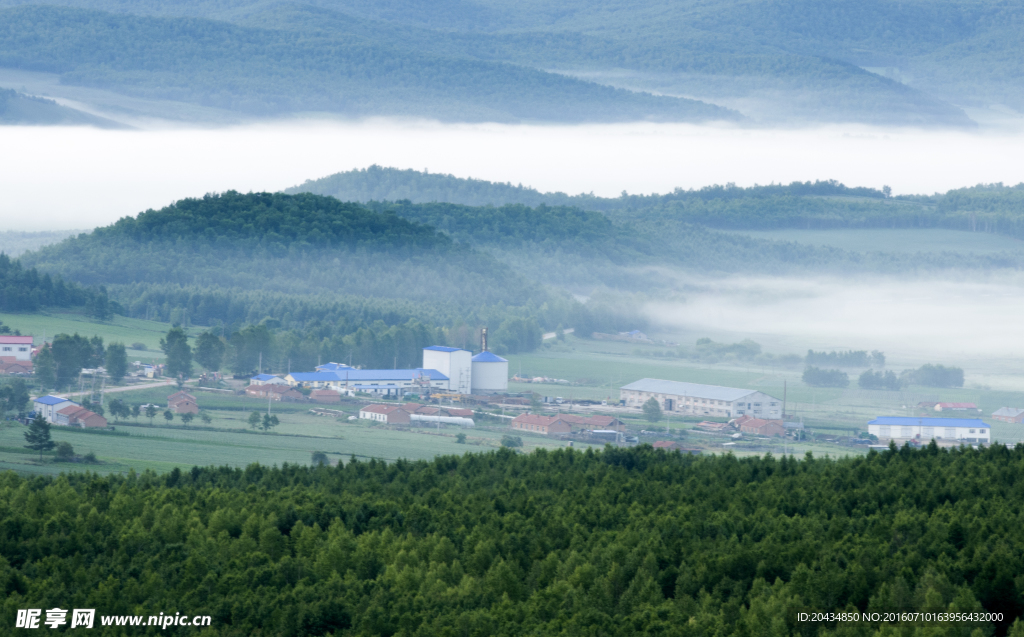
left=316, top=362, right=352, bottom=372
left=423, top=346, right=466, bottom=353
left=286, top=368, right=450, bottom=395
left=867, top=416, right=991, bottom=443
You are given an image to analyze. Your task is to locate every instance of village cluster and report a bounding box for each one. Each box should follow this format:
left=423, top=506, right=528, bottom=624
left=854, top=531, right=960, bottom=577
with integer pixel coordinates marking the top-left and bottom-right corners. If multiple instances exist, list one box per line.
left=3, top=334, right=1006, bottom=448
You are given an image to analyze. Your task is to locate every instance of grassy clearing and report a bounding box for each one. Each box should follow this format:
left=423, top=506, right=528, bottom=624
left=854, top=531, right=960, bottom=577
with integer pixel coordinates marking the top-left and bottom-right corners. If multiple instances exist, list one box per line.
left=723, top=228, right=1024, bottom=254
left=0, top=310, right=194, bottom=362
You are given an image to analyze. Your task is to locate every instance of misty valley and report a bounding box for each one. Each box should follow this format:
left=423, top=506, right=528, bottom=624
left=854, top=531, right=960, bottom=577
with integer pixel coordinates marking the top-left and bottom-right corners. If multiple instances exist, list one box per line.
left=4, top=0, right=1024, bottom=632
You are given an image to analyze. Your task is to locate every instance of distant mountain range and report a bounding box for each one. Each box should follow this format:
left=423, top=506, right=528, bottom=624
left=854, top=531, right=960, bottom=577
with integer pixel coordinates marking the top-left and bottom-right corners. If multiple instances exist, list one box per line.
left=1, top=0, right=1021, bottom=126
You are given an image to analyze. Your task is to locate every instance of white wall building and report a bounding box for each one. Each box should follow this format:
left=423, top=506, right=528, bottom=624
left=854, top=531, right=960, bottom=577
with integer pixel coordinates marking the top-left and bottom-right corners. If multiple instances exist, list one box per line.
left=620, top=378, right=782, bottom=419
left=470, top=351, right=508, bottom=394
left=867, top=417, right=991, bottom=444
left=32, top=395, right=75, bottom=423
left=0, top=335, right=33, bottom=361
left=422, top=346, right=472, bottom=394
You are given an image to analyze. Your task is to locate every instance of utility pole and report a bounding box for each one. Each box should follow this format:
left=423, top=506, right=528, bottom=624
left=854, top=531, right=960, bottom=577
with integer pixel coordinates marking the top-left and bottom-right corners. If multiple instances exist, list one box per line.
left=258, top=352, right=262, bottom=375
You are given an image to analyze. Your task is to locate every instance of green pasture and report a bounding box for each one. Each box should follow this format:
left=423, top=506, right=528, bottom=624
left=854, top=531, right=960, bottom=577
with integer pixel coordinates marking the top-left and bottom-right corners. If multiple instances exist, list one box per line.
left=724, top=228, right=1024, bottom=254
left=0, top=310, right=192, bottom=362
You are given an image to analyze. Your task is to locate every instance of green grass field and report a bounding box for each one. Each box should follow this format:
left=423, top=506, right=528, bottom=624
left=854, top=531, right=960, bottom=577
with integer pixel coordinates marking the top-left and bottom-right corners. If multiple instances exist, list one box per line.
left=724, top=228, right=1024, bottom=254
left=0, top=386, right=592, bottom=476
left=0, top=310, right=192, bottom=362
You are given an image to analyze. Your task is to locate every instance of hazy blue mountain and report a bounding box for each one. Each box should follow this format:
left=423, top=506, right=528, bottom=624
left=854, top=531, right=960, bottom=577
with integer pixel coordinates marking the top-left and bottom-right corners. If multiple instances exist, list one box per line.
left=0, top=5, right=739, bottom=123
left=0, top=87, right=123, bottom=127
left=0, top=0, right=1008, bottom=125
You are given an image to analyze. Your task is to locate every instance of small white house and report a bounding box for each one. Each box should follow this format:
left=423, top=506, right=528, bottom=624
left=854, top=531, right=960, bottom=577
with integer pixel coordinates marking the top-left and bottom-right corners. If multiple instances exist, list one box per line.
left=867, top=417, right=990, bottom=444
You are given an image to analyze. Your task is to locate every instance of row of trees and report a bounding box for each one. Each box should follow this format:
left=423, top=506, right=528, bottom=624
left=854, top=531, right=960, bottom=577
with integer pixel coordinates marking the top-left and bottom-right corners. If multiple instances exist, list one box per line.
left=806, top=349, right=885, bottom=368
left=804, top=364, right=966, bottom=390
left=33, top=334, right=129, bottom=391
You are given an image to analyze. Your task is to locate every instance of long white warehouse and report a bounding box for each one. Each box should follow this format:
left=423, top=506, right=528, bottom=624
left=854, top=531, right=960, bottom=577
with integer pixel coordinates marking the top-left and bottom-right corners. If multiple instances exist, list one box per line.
left=620, top=378, right=782, bottom=419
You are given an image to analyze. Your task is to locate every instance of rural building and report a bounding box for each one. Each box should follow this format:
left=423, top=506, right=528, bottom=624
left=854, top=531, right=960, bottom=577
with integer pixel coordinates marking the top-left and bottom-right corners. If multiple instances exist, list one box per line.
left=32, top=395, right=75, bottom=422
left=867, top=417, right=991, bottom=444
left=0, top=335, right=33, bottom=362
left=695, top=421, right=733, bottom=432
left=0, top=360, right=32, bottom=374
left=55, top=405, right=108, bottom=428
left=167, top=391, right=199, bottom=414
left=359, top=404, right=411, bottom=424
left=471, top=351, right=508, bottom=394
left=0, top=335, right=33, bottom=374
left=992, top=407, right=1024, bottom=423
left=621, top=379, right=781, bottom=419
left=556, top=413, right=627, bottom=431
left=423, top=346, right=473, bottom=394
left=510, top=414, right=573, bottom=435
left=245, top=384, right=303, bottom=402
left=934, top=402, right=980, bottom=412
left=250, top=374, right=288, bottom=386
left=287, top=368, right=450, bottom=397
left=310, top=389, right=341, bottom=404
left=734, top=415, right=786, bottom=437
left=316, top=362, right=353, bottom=372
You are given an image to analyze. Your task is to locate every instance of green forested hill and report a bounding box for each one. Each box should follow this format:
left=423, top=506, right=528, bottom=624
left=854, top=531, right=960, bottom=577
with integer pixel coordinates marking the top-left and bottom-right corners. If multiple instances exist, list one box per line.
left=19, top=192, right=536, bottom=307
left=292, top=167, right=1024, bottom=239
left=0, top=5, right=737, bottom=123
left=2, top=444, right=1024, bottom=635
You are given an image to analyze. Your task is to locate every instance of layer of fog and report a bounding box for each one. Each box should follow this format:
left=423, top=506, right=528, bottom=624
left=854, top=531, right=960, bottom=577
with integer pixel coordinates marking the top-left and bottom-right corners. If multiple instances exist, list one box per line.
left=3, top=119, right=1024, bottom=229
left=646, top=273, right=1024, bottom=388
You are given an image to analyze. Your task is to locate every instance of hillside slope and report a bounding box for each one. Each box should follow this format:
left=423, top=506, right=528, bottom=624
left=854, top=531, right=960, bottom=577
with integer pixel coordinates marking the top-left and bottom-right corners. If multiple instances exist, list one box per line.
left=0, top=5, right=739, bottom=123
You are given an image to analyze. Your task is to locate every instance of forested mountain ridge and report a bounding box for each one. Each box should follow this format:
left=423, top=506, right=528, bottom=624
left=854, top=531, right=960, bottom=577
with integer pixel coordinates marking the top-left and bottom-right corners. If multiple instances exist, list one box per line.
left=2, top=444, right=1024, bottom=635
left=292, top=167, right=1024, bottom=239
left=0, top=0, right=1013, bottom=124
left=0, top=5, right=738, bottom=123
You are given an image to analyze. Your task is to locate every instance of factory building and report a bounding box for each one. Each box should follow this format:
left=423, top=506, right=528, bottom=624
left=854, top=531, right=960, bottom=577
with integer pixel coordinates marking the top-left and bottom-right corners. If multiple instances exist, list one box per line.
left=471, top=351, right=508, bottom=394
left=867, top=417, right=991, bottom=444
left=620, top=378, right=782, bottom=419
left=286, top=368, right=450, bottom=397
left=422, top=346, right=472, bottom=394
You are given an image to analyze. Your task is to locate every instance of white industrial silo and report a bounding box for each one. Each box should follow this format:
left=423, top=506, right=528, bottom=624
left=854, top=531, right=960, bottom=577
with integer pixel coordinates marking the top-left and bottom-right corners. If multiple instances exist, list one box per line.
left=422, top=346, right=472, bottom=393
left=471, top=351, right=508, bottom=394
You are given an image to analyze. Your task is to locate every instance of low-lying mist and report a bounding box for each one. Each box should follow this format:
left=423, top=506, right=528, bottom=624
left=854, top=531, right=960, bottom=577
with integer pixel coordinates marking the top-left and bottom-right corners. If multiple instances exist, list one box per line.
left=3, top=119, right=1024, bottom=229
left=645, top=272, right=1024, bottom=385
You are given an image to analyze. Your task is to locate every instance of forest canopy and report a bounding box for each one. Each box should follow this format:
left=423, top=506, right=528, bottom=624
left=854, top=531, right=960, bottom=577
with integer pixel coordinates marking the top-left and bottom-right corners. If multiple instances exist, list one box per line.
left=1, top=444, right=1024, bottom=636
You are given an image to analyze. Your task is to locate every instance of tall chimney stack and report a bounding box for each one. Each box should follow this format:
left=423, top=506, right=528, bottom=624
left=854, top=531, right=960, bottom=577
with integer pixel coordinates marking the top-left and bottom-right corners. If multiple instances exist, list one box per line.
left=481, top=327, right=488, bottom=352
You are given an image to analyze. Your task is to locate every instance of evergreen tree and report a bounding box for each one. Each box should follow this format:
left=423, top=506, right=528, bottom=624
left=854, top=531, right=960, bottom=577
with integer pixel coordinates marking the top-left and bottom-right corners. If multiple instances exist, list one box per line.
left=131, top=404, right=141, bottom=421
left=160, top=326, right=192, bottom=379
left=642, top=397, right=662, bottom=422
left=105, top=342, right=128, bottom=382
left=0, top=379, right=29, bottom=415
left=145, top=404, right=157, bottom=425
left=194, top=331, right=226, bottom=371
left=248, top=411, right=262, bottom=429
left=163, top=409, right=174, bottom=424
left=33, top=343, right=56, bottom=390
left=23, top=414, right=55, bottom=460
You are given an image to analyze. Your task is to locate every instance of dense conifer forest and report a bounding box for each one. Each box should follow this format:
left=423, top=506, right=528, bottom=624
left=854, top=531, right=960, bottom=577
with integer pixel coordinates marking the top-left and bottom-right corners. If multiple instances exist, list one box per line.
left=2, top=445, right=1024, bottom=635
